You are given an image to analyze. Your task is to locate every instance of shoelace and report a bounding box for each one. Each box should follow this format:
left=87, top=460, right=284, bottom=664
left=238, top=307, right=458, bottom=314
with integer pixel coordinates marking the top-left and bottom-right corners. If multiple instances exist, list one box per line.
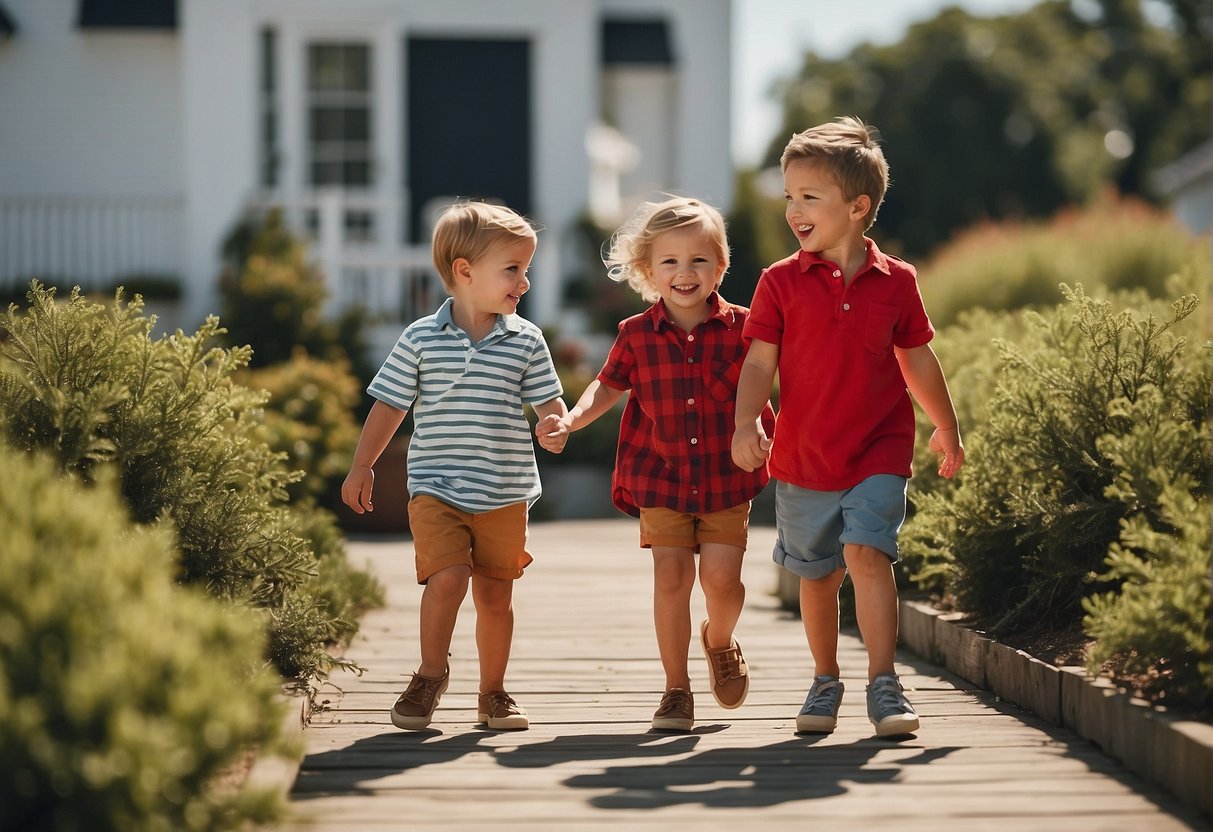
left=707, top=645, right=744, bottom=680
left=481, top=692, right=519, bottom=714
left=657, top=689, right=692, bottom=714
left=804, top=682, right=842, bottom=715
left=869, top=681, right=909, bottom=714
left=400, top=675, right=443, bottom=707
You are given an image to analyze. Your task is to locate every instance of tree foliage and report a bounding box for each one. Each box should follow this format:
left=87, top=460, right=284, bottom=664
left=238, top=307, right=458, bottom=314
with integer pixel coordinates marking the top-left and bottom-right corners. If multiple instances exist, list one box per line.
left=766, top=0, right=1211, bottom=257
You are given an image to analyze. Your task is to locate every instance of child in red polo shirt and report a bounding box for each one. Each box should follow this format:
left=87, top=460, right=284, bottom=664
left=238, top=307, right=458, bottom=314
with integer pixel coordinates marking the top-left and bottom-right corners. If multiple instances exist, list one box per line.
left=536, top=197, right=775, bottom=732
left=732, top=117, right=965, bottom=737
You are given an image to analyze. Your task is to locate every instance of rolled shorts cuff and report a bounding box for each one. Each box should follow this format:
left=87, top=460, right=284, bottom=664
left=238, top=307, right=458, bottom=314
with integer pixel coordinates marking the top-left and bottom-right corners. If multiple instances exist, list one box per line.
left=839, top=529, right=899, bottom=562
left=773, top=540, right=846, bottom=580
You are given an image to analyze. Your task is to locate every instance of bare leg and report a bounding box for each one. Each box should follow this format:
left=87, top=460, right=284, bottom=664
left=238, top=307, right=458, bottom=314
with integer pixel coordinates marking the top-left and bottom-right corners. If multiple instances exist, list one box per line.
left=843, top=543, right=899, bottom=681
left=799, top=568, right=848, bottom=678
left=652, top=547, right=696, bottom=690
left=471, top=574, right=515, bottom=692
left=418, top=564, right=471, bottom=677
left=698, top=543, right=745, bottom=647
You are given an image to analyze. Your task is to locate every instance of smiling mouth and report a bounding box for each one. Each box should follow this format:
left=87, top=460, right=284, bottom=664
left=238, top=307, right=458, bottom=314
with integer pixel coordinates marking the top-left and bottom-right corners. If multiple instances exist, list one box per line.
left=795, top=224, right=813, bottom=236
left=671, top=283, right=700, bottom=295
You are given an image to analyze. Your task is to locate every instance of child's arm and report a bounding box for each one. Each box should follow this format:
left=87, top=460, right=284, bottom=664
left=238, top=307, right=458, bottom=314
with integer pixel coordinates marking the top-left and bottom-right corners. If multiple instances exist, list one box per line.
left=532, top=396, right=571, bottom=453
left=535, top=380, right=625, bottom=453
left=895, top=344, right=965, bottom=479
left=341, top=399, right=408, bottom=514
left=732, top=339, right=779, bottom=472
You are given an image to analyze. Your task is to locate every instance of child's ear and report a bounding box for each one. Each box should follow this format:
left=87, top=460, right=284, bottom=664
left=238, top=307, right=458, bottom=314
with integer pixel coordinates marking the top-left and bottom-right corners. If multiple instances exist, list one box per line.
left=452, top=258, right=473, bottom=283
left=850, top=194, right=872, bottom=223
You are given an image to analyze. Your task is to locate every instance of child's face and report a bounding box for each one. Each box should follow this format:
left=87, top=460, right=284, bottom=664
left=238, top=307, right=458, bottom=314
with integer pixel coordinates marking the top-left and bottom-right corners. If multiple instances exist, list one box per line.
left=463, top=234, right=536, bottom=316
left=644, top=225, right=724, bottom=320
left=784, top=159, right=869, bottom=254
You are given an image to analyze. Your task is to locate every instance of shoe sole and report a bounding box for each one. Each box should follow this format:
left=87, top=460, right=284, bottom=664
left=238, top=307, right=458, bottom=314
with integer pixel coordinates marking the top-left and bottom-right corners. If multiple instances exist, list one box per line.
left=390, top=675, right=449, bottom=730
left=478, top=712, right=530, bottom=730
left=795, top=714, right=838, bottom=733
left=873, top=713, right=920, bottom=737
left=651, top=716, right=693, bottom=731
left=700, top=618, right=749, bottom=710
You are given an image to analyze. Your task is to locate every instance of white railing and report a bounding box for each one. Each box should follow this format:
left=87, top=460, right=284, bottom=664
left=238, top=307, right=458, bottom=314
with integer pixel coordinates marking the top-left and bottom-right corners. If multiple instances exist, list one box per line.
left=0, top=193, right=185, bottom=288
left=250, top=189, right=441, bottom=359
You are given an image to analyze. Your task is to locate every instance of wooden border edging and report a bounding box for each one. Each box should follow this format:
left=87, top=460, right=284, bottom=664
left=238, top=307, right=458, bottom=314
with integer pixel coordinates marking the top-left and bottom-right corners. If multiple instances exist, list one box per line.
left=244, top=690, right=309, bottom=804
left=899, top=600, right=1213, bottom=821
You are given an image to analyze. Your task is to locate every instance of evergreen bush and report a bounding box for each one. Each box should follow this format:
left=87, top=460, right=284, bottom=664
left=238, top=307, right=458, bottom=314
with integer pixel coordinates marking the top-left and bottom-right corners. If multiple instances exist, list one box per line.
left=901, top=277, right=1208, bottom=655
left=0, top=450, right=286, bottom=832
left=0, top=284, right=383, bottom=683
left=238, top=351, right=362, bottom=506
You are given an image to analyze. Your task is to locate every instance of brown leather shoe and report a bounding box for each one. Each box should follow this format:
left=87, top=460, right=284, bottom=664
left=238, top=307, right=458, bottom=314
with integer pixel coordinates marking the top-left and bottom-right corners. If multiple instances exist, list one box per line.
left=651, top=688, right=694, bottom=731
left=391, top=667, right=449, bottom=729
left=477, top=691, right=529, bottom=730
left=700, top=618, right=749, bottom=709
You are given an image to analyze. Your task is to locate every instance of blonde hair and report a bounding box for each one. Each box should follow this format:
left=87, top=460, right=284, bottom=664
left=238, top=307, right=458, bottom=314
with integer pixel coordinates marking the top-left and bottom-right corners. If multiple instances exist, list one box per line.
left=780, top=116, right=889, bottom=230
left=431, top=201, right=536, bottom=289
left=603, top=197, right=730, bottom=303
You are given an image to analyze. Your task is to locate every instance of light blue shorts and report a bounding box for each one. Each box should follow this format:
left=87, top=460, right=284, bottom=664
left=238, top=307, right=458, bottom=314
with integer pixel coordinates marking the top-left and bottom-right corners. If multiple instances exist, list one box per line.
left=772, top=475, right=908, bottom=580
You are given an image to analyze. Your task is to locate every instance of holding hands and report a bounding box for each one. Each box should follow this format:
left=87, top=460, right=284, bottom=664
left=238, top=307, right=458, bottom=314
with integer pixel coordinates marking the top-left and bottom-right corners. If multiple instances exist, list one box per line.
left=535, top=413, right=570, bottom=453
left=731, top=419, right=773, bottom=473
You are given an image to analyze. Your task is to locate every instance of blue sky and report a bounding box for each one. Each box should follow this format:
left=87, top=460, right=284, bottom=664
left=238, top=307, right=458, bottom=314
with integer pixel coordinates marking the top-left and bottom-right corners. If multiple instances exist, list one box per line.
left=731, top=0, right=1044, bottom=165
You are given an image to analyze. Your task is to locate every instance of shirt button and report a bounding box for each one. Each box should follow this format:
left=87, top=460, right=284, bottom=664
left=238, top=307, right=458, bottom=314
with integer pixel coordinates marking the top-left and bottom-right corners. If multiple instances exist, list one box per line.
left=687, top=334, right=695, bottom=342
left=688, top=357, right=694, bottom=363
left=691, top=488, right=699, bottom=495
left=833, top=269, right=842, bottom=278
left=687, top=397, right=695, bottom=406
left=843, top=303, right=851, bottom=311
left=690, top=437, right=698, bottom=445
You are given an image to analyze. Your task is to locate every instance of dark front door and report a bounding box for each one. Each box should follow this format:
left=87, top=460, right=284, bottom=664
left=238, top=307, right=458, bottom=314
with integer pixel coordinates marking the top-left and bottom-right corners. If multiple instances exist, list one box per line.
left=406, top=37, right=532, bottom=243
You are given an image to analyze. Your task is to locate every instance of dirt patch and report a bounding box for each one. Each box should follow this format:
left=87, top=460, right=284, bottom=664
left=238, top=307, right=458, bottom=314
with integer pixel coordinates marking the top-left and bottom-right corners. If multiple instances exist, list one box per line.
left=998, top=620, right=1093, bottom=668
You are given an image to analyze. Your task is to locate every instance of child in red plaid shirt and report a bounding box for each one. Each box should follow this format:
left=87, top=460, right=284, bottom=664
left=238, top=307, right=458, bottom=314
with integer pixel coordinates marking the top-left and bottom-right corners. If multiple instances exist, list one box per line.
left=536, top=197, right=775, bottom=731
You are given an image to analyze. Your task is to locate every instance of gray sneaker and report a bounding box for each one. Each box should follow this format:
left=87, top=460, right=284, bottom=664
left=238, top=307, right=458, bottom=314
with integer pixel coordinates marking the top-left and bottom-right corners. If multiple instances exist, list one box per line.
left=866, top=673, right=920, bottom=736
left=796, top=675, right=844, bottom=733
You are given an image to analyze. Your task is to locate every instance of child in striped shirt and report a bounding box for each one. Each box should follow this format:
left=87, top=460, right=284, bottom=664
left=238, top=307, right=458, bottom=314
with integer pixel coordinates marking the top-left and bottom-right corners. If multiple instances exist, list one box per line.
left=342, top=201, right=568, bottom=732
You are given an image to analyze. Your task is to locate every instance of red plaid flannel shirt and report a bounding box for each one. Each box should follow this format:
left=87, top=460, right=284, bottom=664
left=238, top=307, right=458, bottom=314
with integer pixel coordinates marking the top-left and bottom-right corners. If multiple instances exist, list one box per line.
left=598, top=293, right=775, bottom=517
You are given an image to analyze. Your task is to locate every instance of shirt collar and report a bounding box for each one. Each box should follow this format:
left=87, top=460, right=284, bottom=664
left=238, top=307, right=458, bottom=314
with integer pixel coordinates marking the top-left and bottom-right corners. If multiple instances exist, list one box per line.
left=797, top=237, right=892, bottom=278
left=435, top=297, right=523, bottom=336
left=646, top=291, right=737, bottom=332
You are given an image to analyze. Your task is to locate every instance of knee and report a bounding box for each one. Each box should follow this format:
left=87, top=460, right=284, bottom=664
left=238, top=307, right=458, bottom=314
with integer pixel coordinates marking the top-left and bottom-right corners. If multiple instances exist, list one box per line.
left=472, top=578, right=513, bottom=614
left=698, top=565, right=743, bottom=599
left=425, top=565, right=471, bottom=602
left=653, top=559, right=694, bottom=595
left=843, top=545, right=893, bottom=581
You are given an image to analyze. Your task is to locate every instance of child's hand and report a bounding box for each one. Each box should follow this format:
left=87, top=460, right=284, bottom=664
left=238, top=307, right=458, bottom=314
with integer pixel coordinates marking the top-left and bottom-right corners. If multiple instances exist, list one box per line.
left=535, top=413, right=569, bottom=453
left=928, top=426, right=965, bottom=479
left=732, top=421, right=773, bottom=472
left=342, top=465, right=375, bottom=513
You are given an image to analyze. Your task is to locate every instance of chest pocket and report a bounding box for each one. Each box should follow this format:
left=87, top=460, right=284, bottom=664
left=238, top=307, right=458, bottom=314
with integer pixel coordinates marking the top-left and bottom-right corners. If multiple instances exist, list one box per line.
left=864, top=302, right=900, bottom=355
left=708, top=358, right=742, bottom=402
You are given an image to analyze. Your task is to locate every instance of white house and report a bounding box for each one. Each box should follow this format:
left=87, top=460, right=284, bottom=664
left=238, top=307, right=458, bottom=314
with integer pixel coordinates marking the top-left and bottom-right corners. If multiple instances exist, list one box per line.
left=0, top=0, right=733, bottom=354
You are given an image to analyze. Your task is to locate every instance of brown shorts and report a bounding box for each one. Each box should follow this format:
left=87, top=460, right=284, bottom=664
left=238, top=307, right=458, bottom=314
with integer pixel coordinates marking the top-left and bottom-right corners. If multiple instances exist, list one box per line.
left=638, top=502, right=751, bottom=551
left=407, top=494, right=533, bottom=584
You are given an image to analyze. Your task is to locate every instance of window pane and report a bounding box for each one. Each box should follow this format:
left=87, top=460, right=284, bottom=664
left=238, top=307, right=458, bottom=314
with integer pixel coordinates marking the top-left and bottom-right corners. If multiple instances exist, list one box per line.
left=310, top=107, right=369, bottom=142
left=343, top=161, right=371, bottom=186
left=311, top=161, right=344, bottom=185
left=309, top=44, right=345, bottom=91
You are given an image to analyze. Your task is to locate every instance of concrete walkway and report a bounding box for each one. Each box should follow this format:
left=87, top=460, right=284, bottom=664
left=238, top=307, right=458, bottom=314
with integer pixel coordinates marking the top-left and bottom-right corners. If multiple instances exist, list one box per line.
left=286, top=520, right=1205, bottom=831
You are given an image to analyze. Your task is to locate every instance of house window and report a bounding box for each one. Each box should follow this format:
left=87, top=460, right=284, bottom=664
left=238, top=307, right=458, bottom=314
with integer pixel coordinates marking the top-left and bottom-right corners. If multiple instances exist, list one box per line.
left=259, top=28, right=279, bottom=188
left=77, top=0, right=177, bottom=29
left=307, top=42, right=373, bottom=188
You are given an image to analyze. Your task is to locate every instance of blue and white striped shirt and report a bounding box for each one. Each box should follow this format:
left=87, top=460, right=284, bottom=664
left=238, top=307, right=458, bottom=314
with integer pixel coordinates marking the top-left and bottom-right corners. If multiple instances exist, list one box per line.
left=367, top=298, right=563, bottom=512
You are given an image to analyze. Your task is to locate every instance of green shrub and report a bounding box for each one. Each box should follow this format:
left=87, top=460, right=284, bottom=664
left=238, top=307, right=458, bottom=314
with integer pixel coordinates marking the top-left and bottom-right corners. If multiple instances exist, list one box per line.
left=0, top=284, right=383, bottom=683
left=919, top=195, right=1209, bottom=327
left=238, top=351, right=362, bottom=506
left=0, top=450, right=286, bottom=832
left=1081, top=386, right=1212, bottom=708
left=901, top=279, right=1209, bottom=642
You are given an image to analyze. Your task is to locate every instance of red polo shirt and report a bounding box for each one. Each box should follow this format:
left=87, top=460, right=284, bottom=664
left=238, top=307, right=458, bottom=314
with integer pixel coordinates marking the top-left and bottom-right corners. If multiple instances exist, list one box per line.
left=599, top=293, right=775, bottom=517
left=744, top=240, right=934, bottom=491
